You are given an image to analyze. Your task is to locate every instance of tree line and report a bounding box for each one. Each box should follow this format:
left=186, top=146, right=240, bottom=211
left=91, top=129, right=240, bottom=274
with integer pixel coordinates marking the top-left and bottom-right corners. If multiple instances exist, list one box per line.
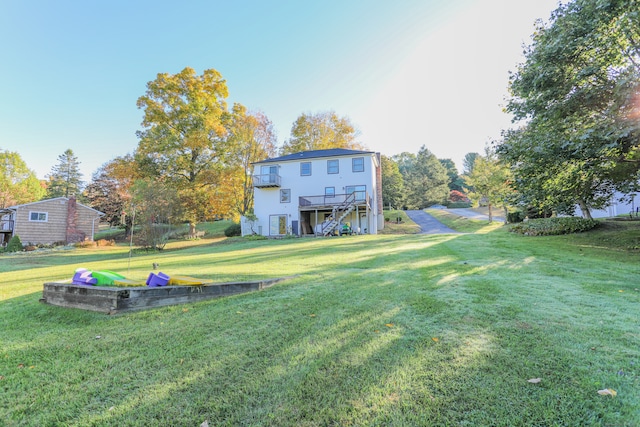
left=3, top=0, right=638, bottom=234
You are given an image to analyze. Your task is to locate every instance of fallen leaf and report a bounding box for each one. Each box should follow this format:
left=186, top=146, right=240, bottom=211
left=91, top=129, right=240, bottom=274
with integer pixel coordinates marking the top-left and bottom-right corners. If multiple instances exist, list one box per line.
left=527, top=378, right=542, bottom=384
left=385, top=323, right=394, bottom=328
left=109, top=406, right=115, bottom=411
left=201, top=421, right=209, bottom=427
left=432, top=337, right=439, bottom=342
left=17, top=364, right=24, bottom=369
left=0, top=375, right=4, bottom=380
left=236, top=311, right=243, bottom=314
left=309, top=313, right=316, bottom=317
left=597, top=388, right=617, bottom=397
left=95, top=336, right=102, bottom=339
left=618, top=290, right=624, bottom=293
left=182, top=308, right=189, bottom=313
left=374, top=330, right=380, bottom=333
left=29, top=366, right=35, bottom=369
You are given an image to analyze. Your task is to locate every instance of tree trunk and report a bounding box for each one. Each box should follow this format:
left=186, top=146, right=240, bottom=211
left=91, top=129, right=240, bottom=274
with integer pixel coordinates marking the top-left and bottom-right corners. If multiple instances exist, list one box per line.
left=503, top=206, right=509, bottom=224
left=488, top=203, right=493, bottom=223
left=578, top=200, right=593, bottom=220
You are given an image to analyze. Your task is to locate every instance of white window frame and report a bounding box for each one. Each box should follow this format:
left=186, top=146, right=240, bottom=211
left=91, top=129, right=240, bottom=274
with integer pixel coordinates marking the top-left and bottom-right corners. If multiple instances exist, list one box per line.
left=300, top=162, right=312, bottom=176
left=327, top=159, right=339, bottom=174
left=29, top=211, right=48, bottom=222
left=280, top=189, right=291, bottom=203
left=352, top=157, right=364, bottom=173
left=269, top=214, right=287, bottom=236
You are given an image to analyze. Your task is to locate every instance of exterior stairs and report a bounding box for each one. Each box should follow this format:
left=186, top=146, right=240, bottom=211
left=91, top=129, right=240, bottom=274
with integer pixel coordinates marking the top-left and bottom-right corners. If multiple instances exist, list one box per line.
left=321, top=193, right=357, bottom=236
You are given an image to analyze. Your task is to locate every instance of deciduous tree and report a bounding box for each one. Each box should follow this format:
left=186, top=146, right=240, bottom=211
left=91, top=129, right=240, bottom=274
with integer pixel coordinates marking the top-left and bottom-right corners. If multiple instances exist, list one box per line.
left=464, top=149, right=514, bottom=223
left=135, top=67, right=232, bottom=235
left=380, top=155, right=405, bottom=209
left=84, top=156, right=138, bottom=227
left=227, top=104, right=277, bottom=217
left=0, top=150, right=45, bottom=208
left=500, top=0, right=640, bottom=217
left=281, top=111, right=363, bottom=154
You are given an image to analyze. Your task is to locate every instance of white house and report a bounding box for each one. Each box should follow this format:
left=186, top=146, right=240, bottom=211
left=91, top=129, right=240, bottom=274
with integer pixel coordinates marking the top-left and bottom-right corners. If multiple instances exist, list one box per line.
left=244, top=148, right=384, bottom=237
left=576, top=191, right=638, bottom=218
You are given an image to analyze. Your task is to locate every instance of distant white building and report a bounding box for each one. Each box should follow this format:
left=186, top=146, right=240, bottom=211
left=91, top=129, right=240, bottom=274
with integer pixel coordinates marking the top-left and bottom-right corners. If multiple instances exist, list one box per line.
left=577, top=192, right=637, bottom=218
left=244, top=148, right=384, bottom=237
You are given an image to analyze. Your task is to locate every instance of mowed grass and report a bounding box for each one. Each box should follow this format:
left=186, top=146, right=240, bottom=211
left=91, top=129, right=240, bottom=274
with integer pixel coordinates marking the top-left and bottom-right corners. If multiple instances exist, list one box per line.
left=1, top=219, right=639, bottom=426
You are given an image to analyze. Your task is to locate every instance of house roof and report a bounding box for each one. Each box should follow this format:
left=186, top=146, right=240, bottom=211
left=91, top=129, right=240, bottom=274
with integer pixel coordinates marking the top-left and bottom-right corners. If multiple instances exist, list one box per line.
left=255, top=148, right=376, bottom=164
left=3, top=197, right=105, bottom=216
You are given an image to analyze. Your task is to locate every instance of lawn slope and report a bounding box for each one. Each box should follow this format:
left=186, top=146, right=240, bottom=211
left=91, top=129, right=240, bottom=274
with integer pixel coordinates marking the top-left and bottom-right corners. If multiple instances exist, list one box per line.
left=1, top=225, right=638, bottom=426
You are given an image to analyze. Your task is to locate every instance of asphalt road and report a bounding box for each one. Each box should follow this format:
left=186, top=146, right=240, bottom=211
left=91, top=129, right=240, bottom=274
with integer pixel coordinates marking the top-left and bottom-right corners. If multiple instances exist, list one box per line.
left=448, top=208, right=505, bottom=223
left=404, top=210, right=459, bottom=234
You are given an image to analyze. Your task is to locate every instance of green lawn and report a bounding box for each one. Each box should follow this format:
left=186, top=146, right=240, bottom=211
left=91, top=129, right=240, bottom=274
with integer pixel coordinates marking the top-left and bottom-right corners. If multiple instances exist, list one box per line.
left=1, top=219, right=639, bottom=426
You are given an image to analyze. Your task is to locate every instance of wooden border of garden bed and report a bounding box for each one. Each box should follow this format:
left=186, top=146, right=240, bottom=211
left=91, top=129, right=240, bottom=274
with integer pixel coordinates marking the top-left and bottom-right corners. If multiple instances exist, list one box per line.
left=40, top=277, right=290, bottom=314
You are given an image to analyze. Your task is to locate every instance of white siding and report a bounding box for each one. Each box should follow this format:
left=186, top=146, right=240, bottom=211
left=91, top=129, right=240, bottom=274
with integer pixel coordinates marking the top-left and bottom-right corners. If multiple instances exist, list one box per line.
left=252, top=152, right=380, bottom=237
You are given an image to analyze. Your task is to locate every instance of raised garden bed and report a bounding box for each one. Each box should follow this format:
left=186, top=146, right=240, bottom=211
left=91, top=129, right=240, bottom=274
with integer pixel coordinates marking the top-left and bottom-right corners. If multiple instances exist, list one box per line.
left=40, top=277, right=289, bottom=314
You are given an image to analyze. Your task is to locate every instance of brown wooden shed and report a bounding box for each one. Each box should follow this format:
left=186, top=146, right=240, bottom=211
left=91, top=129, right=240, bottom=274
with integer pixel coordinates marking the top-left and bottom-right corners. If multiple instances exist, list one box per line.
left=0, top=197, right=104, bottom=246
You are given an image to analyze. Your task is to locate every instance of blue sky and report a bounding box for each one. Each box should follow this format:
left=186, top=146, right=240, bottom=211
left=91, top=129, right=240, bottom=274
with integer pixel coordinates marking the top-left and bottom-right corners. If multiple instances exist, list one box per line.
left=0, top=0, right=560, bottom=180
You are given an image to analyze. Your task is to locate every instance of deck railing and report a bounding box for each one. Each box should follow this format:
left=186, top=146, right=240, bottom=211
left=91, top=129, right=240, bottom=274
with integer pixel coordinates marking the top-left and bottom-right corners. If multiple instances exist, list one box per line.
left=0, top=220, right=14, bottom=232
left=299, top=192, right=370, bottom=208
left=252, top=173, right=281, bottom=187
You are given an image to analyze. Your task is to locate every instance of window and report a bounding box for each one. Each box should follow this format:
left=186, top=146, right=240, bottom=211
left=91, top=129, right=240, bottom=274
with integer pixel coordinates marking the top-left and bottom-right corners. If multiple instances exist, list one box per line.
left=300, top=162, right=311, bottom=176
left=29, top=211, right=48, bottom=222
left=327, top=159, right=339, bottom=174
left=269, top=215, right=287, bottom=236
left=280, top=189, right=291, bottom=203
left=260, top=165, right=278, bottom=184
left=325, top=187, right=335, bottom=197
left=346, top=185, right=366, bottom=201
left=352, top=157, right=364, bottom=172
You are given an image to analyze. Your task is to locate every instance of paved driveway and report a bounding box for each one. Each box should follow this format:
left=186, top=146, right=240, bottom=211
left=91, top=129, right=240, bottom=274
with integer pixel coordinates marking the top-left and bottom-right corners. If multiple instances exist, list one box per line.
left=448, top=208, right=505, bottom=223
left=405, top=210, right=459, bottom=234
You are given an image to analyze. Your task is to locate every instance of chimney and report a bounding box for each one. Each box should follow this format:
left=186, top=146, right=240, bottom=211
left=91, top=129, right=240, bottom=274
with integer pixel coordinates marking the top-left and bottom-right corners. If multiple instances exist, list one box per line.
left=66, top=196, right=86, bottom=243
left=376, top=153, right=383, bottom=213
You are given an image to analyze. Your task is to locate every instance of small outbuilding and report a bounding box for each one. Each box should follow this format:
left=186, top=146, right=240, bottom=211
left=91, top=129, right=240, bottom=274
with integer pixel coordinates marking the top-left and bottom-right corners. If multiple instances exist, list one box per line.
left=0, top=196, right=104, bottom=246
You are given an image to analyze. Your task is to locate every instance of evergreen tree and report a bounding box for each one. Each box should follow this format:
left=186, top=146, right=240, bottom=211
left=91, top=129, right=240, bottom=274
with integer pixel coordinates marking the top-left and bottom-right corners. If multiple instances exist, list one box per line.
left=46, top=149, right=84, bottom=198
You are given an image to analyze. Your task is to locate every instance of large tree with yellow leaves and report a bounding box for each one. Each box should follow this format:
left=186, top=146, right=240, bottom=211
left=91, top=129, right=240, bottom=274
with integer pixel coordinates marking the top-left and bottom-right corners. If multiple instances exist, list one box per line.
left=135, top=67, right=234, bottom=235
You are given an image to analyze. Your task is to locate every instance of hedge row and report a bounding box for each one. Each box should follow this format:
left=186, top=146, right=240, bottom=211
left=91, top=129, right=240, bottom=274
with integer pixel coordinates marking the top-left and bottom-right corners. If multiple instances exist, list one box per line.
left=509, top=217, right=599, bottom=236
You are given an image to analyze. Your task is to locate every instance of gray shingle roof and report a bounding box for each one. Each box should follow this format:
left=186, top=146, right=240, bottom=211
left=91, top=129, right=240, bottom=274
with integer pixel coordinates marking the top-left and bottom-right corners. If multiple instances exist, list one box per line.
left=255, top=148, right=374, bottom=164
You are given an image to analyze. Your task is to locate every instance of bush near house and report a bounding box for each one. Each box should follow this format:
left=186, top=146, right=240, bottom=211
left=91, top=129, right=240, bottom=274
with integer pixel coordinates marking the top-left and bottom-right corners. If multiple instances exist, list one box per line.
left=5, top=235, right=23, bottom=252
left=509, top=217, right=599, bottom=236
left=224, top=223, right=242, bottom=237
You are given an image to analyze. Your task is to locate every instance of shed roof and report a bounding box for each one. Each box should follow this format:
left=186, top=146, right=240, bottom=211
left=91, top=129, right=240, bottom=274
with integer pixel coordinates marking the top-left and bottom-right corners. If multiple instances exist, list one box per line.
left=3, top=197, right=104, bottom=216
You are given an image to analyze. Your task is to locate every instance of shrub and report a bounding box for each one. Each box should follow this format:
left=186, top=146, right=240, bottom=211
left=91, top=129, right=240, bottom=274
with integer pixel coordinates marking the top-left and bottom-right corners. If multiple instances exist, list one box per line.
left=224, top=223, right=242, bottom=237
left=449, top=190, right=470, bottom=203
left=507, top=211, right=525, bottom=223
left=75, top=240, right=97, bottom=248
left=509, top=217, right=599, bottom=236
left=96, top=239, right=115, bottom=246
left=6, top=235, right=23, bottom=252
